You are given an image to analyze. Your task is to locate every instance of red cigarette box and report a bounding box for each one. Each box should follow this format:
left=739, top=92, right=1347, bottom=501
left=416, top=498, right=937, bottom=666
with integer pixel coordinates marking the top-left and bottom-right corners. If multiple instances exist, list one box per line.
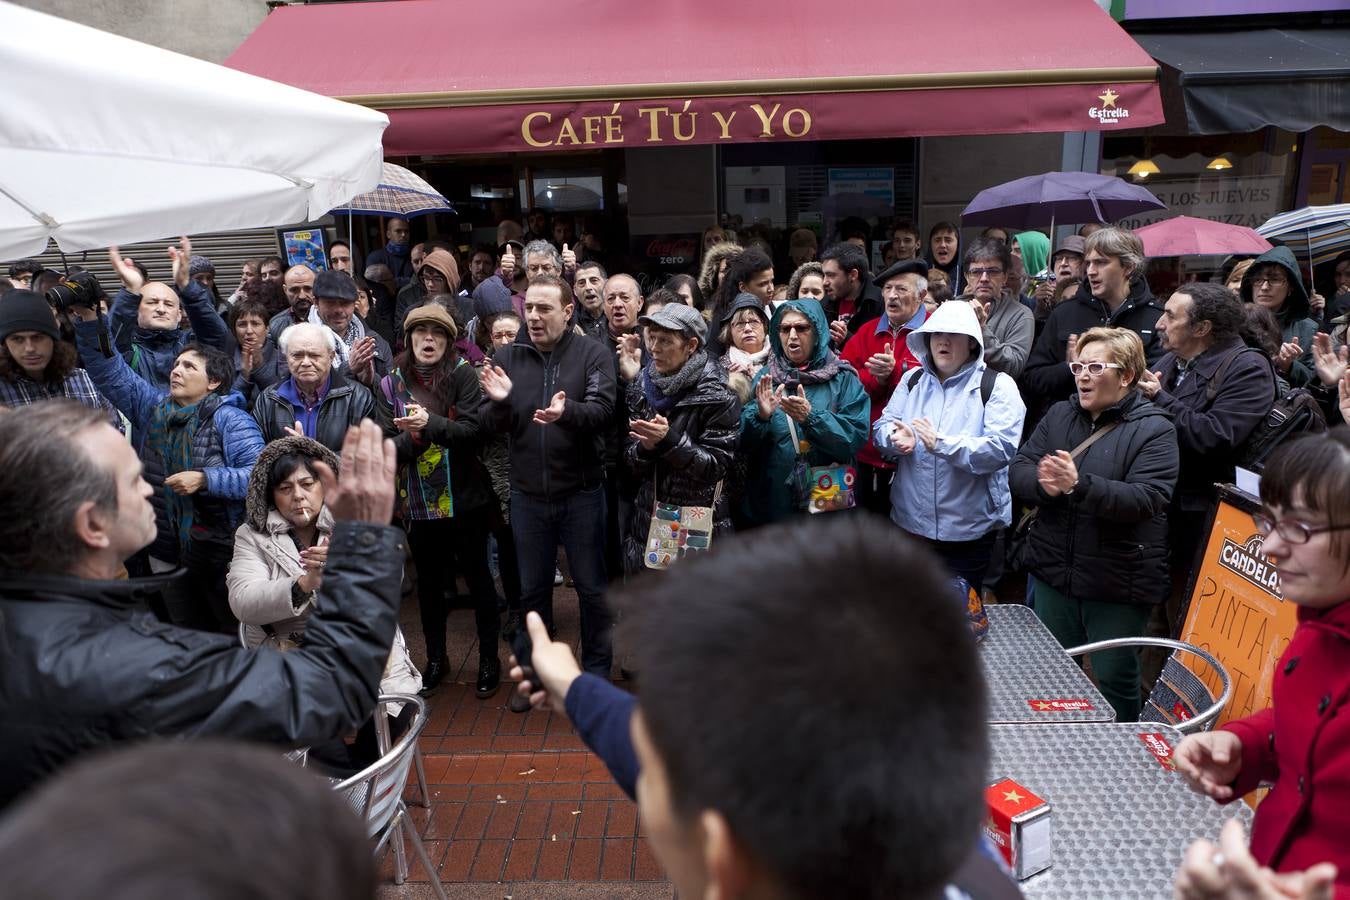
left=984, top=777, right=1053, bottom=880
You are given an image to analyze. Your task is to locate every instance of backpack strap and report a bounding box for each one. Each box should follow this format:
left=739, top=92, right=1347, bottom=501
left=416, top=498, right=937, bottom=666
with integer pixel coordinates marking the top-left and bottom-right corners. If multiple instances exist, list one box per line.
left=979, top=367, right=997, bottom=406
left=1204, top=346, right=1260, bottom=405
left=907, top=368, right=922, bottom=391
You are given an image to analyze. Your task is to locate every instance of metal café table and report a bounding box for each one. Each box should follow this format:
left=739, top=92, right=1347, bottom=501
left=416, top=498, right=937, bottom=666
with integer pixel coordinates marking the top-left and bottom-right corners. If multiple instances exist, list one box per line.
left=990, top=723, right=1253, bottom=900
left=980, top=604, right=1114, bottom=724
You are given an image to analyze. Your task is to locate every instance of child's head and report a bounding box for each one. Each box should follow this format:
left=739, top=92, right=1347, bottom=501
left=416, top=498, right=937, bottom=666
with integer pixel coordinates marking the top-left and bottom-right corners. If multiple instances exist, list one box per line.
left=622, top=516, right=987, bottom=900
left=1258, top=427, right=1350, bottom=608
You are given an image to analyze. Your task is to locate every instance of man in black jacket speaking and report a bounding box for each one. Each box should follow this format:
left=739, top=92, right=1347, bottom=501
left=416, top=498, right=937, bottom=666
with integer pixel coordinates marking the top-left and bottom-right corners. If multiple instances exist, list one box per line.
left=481, top=274, right=617, bottom=681
left=0, top=405, right=403, bottom=808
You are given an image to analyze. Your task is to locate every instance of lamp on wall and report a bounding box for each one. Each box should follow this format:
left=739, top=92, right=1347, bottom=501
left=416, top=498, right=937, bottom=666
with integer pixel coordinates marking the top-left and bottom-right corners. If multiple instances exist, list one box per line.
left=1206, top=156, right=1233, bottom=171
left=1127, top=159, right=1160, bottom=180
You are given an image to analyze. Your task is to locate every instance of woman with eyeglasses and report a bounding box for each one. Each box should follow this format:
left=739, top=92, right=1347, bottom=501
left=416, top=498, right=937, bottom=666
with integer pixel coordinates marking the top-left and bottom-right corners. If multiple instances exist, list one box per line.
left=1009, top=326, right=1179, bottom=721
left=737, top=299, right=869, bottom=527
left=1239, top=246, right=1320, bottom=388
left=1172, top=428, right=1350, bottom=900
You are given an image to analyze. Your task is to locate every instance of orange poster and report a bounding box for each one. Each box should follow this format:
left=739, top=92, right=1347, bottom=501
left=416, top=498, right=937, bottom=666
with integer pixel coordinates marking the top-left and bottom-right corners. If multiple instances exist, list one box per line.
left=1177, top=487, right=1299, bottom=731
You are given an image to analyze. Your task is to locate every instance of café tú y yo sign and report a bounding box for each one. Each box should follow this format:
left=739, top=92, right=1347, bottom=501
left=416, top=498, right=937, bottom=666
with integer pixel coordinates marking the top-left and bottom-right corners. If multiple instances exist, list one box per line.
left=520, top=99, right=814, bottom=148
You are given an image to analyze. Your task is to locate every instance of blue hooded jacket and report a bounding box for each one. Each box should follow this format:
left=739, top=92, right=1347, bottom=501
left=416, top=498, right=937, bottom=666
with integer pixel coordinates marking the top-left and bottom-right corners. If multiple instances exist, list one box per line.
left=873, top=299, right=1025, bottom=541
left=738, top=299, right=870, bottom=526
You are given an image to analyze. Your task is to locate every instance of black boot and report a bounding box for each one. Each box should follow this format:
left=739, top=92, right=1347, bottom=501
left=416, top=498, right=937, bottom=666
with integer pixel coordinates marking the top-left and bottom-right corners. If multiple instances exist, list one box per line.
left=475, top=654, right=501, bottom=699
left=420, top=657, right=448, bottom=695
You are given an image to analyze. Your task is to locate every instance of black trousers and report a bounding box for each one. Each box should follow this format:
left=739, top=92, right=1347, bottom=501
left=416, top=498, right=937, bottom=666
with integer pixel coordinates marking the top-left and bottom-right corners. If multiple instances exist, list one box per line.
left=855, top=461, right=895, bottom=517
left=407, top=509, right=500, bottom=663
left=161, top=538, right=236, bottom=634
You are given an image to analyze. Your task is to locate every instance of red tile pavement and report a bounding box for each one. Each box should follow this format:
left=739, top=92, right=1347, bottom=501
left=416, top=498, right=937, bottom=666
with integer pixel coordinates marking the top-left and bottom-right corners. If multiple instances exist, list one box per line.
left=376, top=594, right=672, bottom=899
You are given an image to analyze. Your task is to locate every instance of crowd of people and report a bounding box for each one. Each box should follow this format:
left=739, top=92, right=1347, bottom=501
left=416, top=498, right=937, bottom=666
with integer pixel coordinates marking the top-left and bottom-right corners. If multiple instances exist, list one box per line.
left=2, top=206, right=1350, bottom=899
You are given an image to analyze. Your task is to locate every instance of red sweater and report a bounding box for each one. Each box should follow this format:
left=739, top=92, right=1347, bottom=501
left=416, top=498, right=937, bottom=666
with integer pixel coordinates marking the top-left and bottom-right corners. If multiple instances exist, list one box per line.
left=840, top=311, right=925, bottom=469
left=1221, top=599, right=1350, bottom=895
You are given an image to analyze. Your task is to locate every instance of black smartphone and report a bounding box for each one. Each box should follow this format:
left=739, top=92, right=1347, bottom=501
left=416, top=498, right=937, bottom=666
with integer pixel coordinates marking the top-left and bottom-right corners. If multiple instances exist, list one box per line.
left=511, top=628, right=541, bottom=695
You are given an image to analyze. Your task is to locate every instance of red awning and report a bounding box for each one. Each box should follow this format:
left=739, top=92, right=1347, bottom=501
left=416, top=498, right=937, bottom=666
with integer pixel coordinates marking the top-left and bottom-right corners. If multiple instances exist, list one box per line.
left=227, top=0, right=1163, bottom=156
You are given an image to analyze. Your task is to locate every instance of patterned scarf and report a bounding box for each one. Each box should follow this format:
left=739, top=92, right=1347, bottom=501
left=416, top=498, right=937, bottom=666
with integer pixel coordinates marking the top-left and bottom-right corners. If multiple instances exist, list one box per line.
left=768, top=346, right=852, bottom=386
left=643, top=350, right=707, bottom=413
left=384, top=365, right=455, bottom=521
left=146, top=401, right=200, bottom=554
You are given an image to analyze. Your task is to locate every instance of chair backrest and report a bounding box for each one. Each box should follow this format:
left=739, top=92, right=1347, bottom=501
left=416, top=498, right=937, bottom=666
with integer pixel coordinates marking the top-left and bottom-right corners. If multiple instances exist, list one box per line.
left=334, top=694, right=427, bottom=840
left=1063, top=636, right=1232, bottom=733
left=1142, top=655, right=1219, bottom=731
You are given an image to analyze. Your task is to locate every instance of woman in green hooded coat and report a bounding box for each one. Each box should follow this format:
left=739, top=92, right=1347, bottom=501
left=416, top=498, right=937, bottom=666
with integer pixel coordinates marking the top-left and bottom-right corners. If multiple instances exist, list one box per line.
left=737, top=299, right=870, bottom=526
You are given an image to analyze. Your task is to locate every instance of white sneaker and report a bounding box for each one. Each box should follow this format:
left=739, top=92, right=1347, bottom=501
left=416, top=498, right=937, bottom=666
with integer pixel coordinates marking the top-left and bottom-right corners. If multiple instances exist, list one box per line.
left=553, top=567, right=564, bottom=586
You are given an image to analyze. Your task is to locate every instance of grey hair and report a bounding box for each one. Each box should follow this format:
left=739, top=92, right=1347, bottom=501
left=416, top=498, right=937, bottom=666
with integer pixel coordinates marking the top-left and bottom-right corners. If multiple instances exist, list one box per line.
left=0, top=400, right=119, bottom=574
left=278, top=322, right=339, bottom=355
left=522, top=239, right=563, bottom=273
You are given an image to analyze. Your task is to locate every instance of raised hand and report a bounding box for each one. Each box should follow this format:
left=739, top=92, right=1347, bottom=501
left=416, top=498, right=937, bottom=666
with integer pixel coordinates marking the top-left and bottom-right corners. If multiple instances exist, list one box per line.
left=1066, top=333, right=1081, bottom=364
left=313, top=420, right=397, bottom=524
left=480, top=364, right=513, bottom=402
left=1275, top=337, right=1302, bottom=374
left=532, top=390, right=566, bottom=425
left=1311, top=332, right=1348, bottom=386
left=617, top=332, right=642, bottom=382
left=828, top=318, right=849, bottom=346
left=348, top=336, right=377, bottom=382
left=168, top=236, right=192, bottom=289
left=1137, top=369, right=1163, bottom=399
left=561, top=242, right=576, bottom=271
left=500, top=246, right=516, bottom=280
left=864, top=348, right=896, bottom=382
left=755, top=374, right=783, bottom=421
left=108, top=246, right=145, bottom=294
left=911, top=416, right=939, bottom=452
left=509, top=611, right=581, bottom=715
left=392, top=402, right=429, bottom=433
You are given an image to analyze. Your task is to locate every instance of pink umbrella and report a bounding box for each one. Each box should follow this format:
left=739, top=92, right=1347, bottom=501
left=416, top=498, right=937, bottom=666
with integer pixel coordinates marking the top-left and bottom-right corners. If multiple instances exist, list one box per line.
left=1134, top=215, right=1272, bottom=257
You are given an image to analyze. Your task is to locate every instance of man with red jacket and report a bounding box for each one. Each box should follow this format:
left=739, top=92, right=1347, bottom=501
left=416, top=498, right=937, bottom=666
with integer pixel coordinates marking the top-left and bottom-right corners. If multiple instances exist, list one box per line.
left=841, top=259, right=928, bottom=515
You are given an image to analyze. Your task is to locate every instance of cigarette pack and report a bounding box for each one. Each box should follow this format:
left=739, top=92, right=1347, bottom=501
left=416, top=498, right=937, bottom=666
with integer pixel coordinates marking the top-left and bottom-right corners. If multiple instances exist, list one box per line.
left=984, top=777, right=1053, bottom=880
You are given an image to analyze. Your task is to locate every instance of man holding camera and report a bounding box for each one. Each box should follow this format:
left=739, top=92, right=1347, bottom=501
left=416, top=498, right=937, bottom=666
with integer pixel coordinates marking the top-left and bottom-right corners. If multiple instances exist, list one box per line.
left=101, top=240, right=230, bottom=392
left=0, top=407, right=403, bottom=809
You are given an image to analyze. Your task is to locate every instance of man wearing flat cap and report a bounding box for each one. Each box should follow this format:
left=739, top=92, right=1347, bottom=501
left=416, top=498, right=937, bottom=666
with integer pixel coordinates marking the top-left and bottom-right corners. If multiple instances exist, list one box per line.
left=840, top=258, right=929, bottom=515
left=308, top=270, right=392, bottom=387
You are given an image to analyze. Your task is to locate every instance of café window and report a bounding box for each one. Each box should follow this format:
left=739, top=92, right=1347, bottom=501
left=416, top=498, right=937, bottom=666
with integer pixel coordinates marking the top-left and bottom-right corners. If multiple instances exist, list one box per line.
left=1100, top=128, right=1300, bottom=231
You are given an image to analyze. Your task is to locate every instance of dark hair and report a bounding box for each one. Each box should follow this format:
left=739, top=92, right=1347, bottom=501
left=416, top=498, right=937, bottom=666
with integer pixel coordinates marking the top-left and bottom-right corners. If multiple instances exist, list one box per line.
left=892, top=220, right=920, bottom=240
left=0, top=740, right=376, bottom=900
left=836, top=216, right=871, bottom=243
left=1176, top=282, right=1243, bottom=343
left=962, top=237, right=1012, bottom=274
left=423, top=238, right=456, bottom=257
left=471, top=242, right=498, bottom=261
left=979, top=226, right=1009, bottom=243
left=820, top=241, right=869, bottom=281
left=708, top=249, right=774, bottom=335
left=7, top=259, right=42, bottom=279
left=228, top=299, right=270, bottom=333
left=624, top=516, right=987, bottom=899
left=267, top=451, right=322, bottom=502
left=664, top=273, right=704, bottom=310
left=1260, top=427, right=1350, bottom=568
left=0, top=334, right=78, bottom=385
left=241, top=277, right=287, bottom=319
left=0, top=401, right=119, bottom=574
left=329, top=238, right=349, bottom=253
left=928, top=221, right=960, bottom=241
left=574, top=259, right=608, bottom=280
left=177, top=343, right=235, bottom=396
left=525, top=273, right=574, bottom=309
left=1240, top=304, right=1283, bottom=359
left=646, top=287, right=682, bottom=308
left=260, top=255, right=284, bottom=271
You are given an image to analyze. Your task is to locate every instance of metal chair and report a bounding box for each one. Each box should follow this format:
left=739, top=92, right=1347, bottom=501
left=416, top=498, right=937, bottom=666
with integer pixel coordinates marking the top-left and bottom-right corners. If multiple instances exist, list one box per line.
left=1063, top=636, right=1232, bottom=733
left=335, top=693, right=447, bottom=899
left=237, top=623, right=432, bottom=808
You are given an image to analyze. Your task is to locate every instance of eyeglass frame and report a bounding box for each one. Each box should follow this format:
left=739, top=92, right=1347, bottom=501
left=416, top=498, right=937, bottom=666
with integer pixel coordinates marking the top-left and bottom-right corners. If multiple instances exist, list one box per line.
left=1253, top=276, right=1289, bottom=287
left=1251, top=512, right=1350, bottom=545
left=1068, top=361, right=1124, bottom=377
left=967, top=266, right=1005, bottom=279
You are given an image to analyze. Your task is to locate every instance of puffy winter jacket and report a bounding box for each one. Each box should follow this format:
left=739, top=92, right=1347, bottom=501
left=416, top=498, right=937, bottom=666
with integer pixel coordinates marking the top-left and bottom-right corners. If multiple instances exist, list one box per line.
left=0, top=521, right=405, bottom=808
left=252, top=368, right=376, bottom=452
left=1009, top=391, right=1178, bottom=607
left=622, top=361, right=741, bottom=574
left=77, top=317, right=264, bottom=547
left=873, top=300, right=1025, bottom=542
left=1022, top=279, right=1165, bottom=405
left=738, top=300, right=870, bottom=526
left=483, top=327, right=616, bottom=500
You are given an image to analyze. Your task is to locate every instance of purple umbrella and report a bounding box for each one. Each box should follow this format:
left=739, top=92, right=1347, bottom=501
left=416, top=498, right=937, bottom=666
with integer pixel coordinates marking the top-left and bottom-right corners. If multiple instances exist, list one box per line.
left=961, top=171, right=1165, bottom=230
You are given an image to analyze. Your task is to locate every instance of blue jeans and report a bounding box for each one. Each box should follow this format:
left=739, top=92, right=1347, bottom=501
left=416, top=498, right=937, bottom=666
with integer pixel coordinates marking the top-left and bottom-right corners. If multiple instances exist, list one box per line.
left=511, top=486, right=613, bottom=677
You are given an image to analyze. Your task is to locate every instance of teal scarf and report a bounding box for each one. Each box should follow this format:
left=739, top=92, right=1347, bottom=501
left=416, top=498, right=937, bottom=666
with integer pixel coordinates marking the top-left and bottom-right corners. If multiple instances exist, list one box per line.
left=147, top=401, right=200, bottom=554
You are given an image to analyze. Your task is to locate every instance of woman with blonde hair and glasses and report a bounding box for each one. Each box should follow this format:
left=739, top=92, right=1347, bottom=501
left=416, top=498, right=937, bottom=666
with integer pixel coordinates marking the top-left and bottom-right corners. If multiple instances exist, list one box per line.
left=1009, top=326, right=1179, bottom=721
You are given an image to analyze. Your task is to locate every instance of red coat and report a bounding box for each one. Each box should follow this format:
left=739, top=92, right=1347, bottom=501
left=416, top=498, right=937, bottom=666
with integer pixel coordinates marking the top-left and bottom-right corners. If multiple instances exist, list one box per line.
left=1221, top=598, right=1350, bottom=894
left=840, top=312, right=924, bottom=469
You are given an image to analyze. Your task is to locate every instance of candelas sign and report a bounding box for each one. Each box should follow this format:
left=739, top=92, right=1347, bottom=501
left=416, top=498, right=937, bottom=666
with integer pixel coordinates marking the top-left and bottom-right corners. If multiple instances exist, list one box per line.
left=1178, top=490, right=1298, bottom=737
